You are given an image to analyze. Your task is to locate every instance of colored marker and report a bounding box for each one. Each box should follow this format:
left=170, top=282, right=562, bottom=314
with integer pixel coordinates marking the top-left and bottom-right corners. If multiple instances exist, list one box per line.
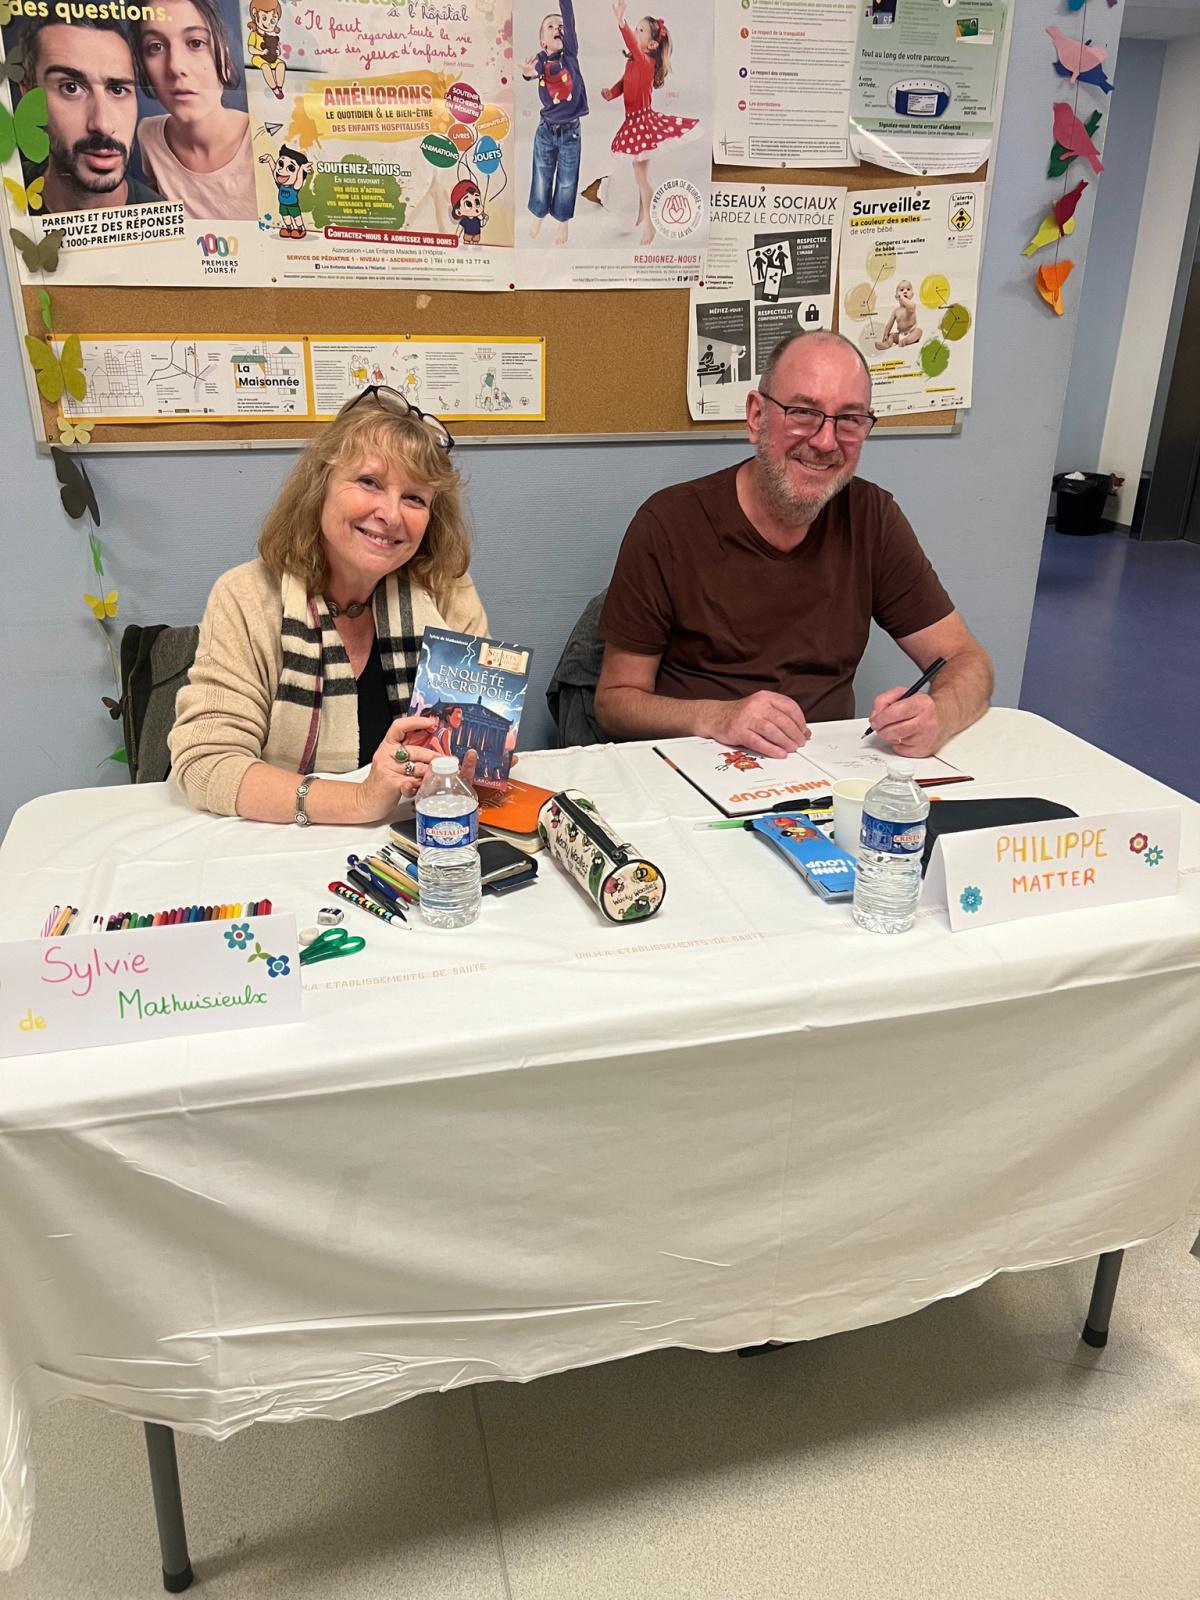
left=328, top=881, right=406, bottom=927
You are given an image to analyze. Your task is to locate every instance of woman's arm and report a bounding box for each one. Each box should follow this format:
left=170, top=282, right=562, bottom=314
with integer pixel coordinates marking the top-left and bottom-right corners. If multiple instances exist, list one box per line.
left=233, top=715, right=440, bottom=823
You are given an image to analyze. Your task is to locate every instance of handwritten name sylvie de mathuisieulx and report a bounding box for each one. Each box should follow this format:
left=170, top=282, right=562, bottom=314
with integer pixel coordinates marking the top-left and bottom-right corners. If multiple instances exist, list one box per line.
left=40, top=945, right=268, bottom=1014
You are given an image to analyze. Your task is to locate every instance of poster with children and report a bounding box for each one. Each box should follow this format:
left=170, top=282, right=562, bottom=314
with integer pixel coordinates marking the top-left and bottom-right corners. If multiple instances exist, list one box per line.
left=0, top=0, right=515, bottom=288
left=510, top=0, right=714, bottom=289
left=838, top=182, right=983, bottom=417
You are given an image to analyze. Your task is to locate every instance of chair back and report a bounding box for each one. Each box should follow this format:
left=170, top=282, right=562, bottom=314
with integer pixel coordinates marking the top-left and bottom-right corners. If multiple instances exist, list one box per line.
left=118, top=624, right=199, bottom=784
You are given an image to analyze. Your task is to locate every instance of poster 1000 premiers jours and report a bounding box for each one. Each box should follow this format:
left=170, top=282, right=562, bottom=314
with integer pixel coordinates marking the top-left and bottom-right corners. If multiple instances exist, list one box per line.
left=0, top=0, right=515, bottom=288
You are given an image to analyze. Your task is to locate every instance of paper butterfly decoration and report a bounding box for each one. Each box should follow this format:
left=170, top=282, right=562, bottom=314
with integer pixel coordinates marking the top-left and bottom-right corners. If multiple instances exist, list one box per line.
left=1036, top=261, right=1075, bottom=317
left=1, top=44, right=26, bottom=81
left=52, top=445, right=101, bottom=523
left=57, top=418, right=93, bottom=446
left=4, top=175, right=44, bottom=213
left=84, top=589, right=118, bottom=620
left=0, top=86, right=48, bottom=163
left=1052, top=103, right=1104, bottom=176
left=1046, top=27, right=1107, bottom=85
left=10, top=225, right=65, bottom=273
left=25, top=331, right=85, bottom=403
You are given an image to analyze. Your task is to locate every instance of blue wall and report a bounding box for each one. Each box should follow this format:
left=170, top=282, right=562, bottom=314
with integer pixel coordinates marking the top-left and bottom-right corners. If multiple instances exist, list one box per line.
left=1056, top=39, right=1166, bottom=476
left=0, top=1, right=1120, bottom=832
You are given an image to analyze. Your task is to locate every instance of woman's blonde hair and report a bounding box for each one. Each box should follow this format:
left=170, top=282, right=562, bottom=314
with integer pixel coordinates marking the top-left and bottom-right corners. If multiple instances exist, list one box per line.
left=258, top=399, right=470, bottom=606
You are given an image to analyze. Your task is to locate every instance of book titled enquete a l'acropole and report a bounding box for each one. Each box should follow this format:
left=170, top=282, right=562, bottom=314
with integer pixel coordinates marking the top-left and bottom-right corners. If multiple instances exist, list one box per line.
left=408, top=627, right=533, bottom=790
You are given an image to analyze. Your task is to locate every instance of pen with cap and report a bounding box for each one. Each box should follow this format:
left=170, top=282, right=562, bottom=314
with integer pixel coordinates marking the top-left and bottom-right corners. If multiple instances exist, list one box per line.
left=863, top=657, right=946, bottom=738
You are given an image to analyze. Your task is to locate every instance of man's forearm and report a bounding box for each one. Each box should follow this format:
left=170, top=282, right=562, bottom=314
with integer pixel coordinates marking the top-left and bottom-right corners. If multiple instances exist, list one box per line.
left=595, top=685, right=718, bottom=742
left=930, top=646, right=993, bottom=746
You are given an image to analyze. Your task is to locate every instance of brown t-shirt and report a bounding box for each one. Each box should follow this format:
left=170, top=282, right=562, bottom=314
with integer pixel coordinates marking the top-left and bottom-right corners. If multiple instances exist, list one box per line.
left=598, top=462, right=953, bottom=722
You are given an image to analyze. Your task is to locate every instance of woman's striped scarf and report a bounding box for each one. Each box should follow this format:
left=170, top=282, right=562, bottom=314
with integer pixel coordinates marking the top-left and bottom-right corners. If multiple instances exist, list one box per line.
left=264, top=569, right=424, bottom=775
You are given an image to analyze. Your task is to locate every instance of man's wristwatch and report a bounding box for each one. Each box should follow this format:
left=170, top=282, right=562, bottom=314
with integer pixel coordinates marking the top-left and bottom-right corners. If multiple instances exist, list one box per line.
left=295, top=779, right=312, bottom=827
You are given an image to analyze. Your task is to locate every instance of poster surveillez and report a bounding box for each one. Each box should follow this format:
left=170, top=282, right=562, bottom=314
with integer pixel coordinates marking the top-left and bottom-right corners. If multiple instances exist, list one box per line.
left=0, top=0, right=515, bottom=288
left=688, top=183, right=845, bottom=422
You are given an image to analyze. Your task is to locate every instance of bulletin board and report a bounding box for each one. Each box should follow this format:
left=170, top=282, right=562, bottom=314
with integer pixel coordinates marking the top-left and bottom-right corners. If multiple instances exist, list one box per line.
left=21, top=164, right=978, bottom=449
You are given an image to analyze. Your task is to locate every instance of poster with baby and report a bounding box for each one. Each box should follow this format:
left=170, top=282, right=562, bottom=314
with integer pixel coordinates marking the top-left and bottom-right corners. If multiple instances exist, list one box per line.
left=838, top=182, right=983, bottom=418
left=510, top=0, right=714, bottom=289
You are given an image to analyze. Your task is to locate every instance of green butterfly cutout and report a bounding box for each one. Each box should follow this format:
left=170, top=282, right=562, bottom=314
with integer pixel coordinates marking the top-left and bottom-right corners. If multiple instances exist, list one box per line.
left=0, top=87, right=48, bottom=164
left=38, top=287, right=52, bottom=329
left=2, top=46, right=26, bottom=84
left=52, top=445, right=100, bottom=523
left=88, top=529, right=105, bottom=574
left=10, top=225, right=64, bottom=273
left=26, top=332, right=85, bottom=403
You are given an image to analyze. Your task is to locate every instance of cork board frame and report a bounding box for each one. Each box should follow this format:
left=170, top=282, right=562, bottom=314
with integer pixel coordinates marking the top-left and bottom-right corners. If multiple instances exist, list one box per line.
left=20, top=163, right=981, bottom=448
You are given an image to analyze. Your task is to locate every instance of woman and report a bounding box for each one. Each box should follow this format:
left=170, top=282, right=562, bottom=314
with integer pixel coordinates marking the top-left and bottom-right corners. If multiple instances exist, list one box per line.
left=170, top=388, right=488, bottom=824
left=132, top=0, right=257, bottom=221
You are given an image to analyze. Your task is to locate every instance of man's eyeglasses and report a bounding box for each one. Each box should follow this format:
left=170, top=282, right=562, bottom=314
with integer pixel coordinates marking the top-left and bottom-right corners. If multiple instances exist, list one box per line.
left=341, top=384, right=455, bottom=451
left=758, top=390, right=876, bottom=442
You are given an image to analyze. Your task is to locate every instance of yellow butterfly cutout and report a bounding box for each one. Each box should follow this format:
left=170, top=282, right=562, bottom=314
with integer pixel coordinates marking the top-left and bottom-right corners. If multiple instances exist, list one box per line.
left=58, top=418, right=92, bottom=445
left=4, top=175, right=44, bottom=214
left=25, top=333, right=85, bottom=404
left=84, top=589, right=118, bottom=620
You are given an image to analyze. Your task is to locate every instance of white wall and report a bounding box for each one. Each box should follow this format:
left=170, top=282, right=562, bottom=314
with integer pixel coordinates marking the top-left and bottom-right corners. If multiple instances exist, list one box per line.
left=1099, top=34, right=1200, bottom=523
left=0, top=1, right=1121, bottom=832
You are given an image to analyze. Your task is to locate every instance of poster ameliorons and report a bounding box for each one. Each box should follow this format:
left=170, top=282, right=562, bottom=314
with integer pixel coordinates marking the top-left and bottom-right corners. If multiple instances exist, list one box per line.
left=0, top=0, right=515, bottom=288
left=510, top=0, right=713, bottom=289
left=838, top=182, right=982, bottom=417
left=712, top=0, right=857, bottom=170
left=688, top=182, right=844, bottom=422
left=849, top=0, right=1009, bottom=176
left=55, top=334, right=545, bottom=423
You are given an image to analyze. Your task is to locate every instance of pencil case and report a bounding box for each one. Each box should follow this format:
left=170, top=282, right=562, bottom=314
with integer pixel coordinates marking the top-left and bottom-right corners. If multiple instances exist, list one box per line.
left=537, top=790, right=666, bottom=923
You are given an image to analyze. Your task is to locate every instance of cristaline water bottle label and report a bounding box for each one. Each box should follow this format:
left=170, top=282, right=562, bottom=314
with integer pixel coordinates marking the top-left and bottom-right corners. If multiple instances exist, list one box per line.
left=860, top=813, right=926, bottom=855
left=417, top=812, right=478, bottom=849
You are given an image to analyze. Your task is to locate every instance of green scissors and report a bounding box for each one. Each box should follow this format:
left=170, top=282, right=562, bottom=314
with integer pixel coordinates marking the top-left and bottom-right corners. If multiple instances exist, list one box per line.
left=299, top=928, right=367, bottom=966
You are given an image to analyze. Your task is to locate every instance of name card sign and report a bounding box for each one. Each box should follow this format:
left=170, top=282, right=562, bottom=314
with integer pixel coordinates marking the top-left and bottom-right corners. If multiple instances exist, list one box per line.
left=924, top=808, right=1181, bottom=932
left=1, top=914, right=302, bottom=1059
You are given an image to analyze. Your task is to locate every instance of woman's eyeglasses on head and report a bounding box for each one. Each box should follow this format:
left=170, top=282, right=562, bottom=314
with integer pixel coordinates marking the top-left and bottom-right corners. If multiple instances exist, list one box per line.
left=341, top=384, right=456, bottom=451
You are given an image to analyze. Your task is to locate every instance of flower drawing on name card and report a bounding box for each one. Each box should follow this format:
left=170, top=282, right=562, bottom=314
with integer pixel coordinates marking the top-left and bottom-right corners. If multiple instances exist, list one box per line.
left=265, top=954, right=291, bottom=979
left=224, top=922, right=253, bottom=950
left=959, top=886, right=983, bottom=915
left=1144, top=846, right=1164, bottom=868
left=1129, top=833, right=1148, bottom=854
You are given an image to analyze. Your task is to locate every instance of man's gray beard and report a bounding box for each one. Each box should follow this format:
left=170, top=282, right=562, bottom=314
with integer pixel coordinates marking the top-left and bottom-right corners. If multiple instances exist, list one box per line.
left=755, top=439, right=853, bottom=526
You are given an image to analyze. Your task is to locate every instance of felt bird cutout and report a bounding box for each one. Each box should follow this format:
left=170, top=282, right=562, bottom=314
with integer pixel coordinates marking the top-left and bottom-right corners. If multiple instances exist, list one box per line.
left=84, top=589, right=119, bottom=620
left=1049, top=108, right=1102, bottom=178
left=25, top=332, right=85, bottom=403
left=0, top=86, right=48, bottom=163
left=1036, top=260, right=1075, bottom=317
left=1022, top=213, right=1075, bottom=257
left=1053, top=56, right=1114, bottom=94
left=1054, top=180, right=1088, bottom=230
left=1047, top=27, right=1107, bottom=85
left=4, top=175, right=44, bottom=213
left=1052, top=103, right=1104, bottom=175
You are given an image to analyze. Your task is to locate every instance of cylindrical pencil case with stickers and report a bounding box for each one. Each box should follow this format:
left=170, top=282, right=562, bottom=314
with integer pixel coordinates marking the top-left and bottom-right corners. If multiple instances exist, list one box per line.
left=537, top=790, right=666, bottom=923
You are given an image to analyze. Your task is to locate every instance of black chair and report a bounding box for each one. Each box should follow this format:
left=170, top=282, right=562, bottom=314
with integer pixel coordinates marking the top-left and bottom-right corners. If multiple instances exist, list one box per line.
left=118, top=624, right=199, bottom=784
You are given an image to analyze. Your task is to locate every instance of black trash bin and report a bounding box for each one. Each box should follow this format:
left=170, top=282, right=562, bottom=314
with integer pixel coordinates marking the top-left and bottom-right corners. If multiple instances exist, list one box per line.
left=1052, top=471, right=1114, bottom=536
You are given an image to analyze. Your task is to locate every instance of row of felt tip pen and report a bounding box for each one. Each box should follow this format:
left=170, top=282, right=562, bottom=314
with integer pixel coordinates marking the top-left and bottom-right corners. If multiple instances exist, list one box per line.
left=91, top=900, right=272, bottom=932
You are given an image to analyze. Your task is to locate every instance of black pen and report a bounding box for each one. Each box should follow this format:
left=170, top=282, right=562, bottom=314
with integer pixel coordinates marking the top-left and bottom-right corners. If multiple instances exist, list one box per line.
left=863, top=657, right=947, bottom=738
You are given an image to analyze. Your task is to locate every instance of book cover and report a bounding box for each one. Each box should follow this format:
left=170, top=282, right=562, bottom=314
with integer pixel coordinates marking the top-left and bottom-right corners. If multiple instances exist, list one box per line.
left=654, top=737, right=833, bottom=817
left=749, top=815, right=857, bottom=901
left=409, top=628, right=533, bottom=789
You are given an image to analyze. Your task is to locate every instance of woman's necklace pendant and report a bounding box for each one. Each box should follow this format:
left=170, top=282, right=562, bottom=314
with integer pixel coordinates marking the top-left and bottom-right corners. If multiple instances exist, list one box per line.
left=326, top=596, right=370, bottom=619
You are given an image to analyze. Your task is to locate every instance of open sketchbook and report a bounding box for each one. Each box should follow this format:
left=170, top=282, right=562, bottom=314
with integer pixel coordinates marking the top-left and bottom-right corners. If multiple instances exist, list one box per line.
left=655, top=731, right=968, bottom=817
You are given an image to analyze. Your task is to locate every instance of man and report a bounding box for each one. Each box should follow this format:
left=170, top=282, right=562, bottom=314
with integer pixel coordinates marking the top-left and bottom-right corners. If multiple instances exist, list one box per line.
left=22, top=17, right=165, bottom=213
left=595, top=330, right=992, bottom=758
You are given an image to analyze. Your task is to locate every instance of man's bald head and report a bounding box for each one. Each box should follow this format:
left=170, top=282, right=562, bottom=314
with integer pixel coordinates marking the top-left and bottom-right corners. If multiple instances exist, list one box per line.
left=759, top=329, right=872, bottom=405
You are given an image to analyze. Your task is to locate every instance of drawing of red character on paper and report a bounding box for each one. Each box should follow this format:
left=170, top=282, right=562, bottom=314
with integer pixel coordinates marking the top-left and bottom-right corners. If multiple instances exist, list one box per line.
left=772, top=818, right=819, bottom=843
left=717, top=749, right=761, bottom=773
left=450, top=179, right=488, bottom=246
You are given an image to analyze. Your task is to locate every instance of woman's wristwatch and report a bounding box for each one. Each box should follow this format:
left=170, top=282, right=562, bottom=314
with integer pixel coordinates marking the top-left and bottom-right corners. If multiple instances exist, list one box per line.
left=295, top=779, right=312, bottom=827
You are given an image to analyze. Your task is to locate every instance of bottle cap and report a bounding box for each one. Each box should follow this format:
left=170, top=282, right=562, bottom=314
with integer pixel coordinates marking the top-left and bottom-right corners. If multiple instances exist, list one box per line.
left=431, top=755, right=459, bottom=775
left=886, top=758, right=915, bottom=778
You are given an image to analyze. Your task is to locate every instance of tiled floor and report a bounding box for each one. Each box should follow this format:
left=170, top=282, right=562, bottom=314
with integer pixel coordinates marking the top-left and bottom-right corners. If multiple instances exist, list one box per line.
left=1020, top=529, right=1200, bottom=800
left=5, top=1195, right=1199, bottom=1600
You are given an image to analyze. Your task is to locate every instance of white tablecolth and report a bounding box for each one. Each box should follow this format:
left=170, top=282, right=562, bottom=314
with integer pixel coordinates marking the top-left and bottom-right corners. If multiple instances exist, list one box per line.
left=1, top=710, right=1198, bottom=1572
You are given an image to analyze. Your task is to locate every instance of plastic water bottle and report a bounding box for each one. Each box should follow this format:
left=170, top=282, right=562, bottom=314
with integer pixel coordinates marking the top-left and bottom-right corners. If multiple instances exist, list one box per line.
left=852, top=759, right=929, bottom=935
left=415, top=755, right=481, bottom=929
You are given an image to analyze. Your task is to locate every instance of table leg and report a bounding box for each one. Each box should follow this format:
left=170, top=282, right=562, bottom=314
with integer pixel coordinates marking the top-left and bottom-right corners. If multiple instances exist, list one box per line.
left=142, top=1423, right=194, bottom=1593
left=1081, top=1249, right=1124, bottom=1349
